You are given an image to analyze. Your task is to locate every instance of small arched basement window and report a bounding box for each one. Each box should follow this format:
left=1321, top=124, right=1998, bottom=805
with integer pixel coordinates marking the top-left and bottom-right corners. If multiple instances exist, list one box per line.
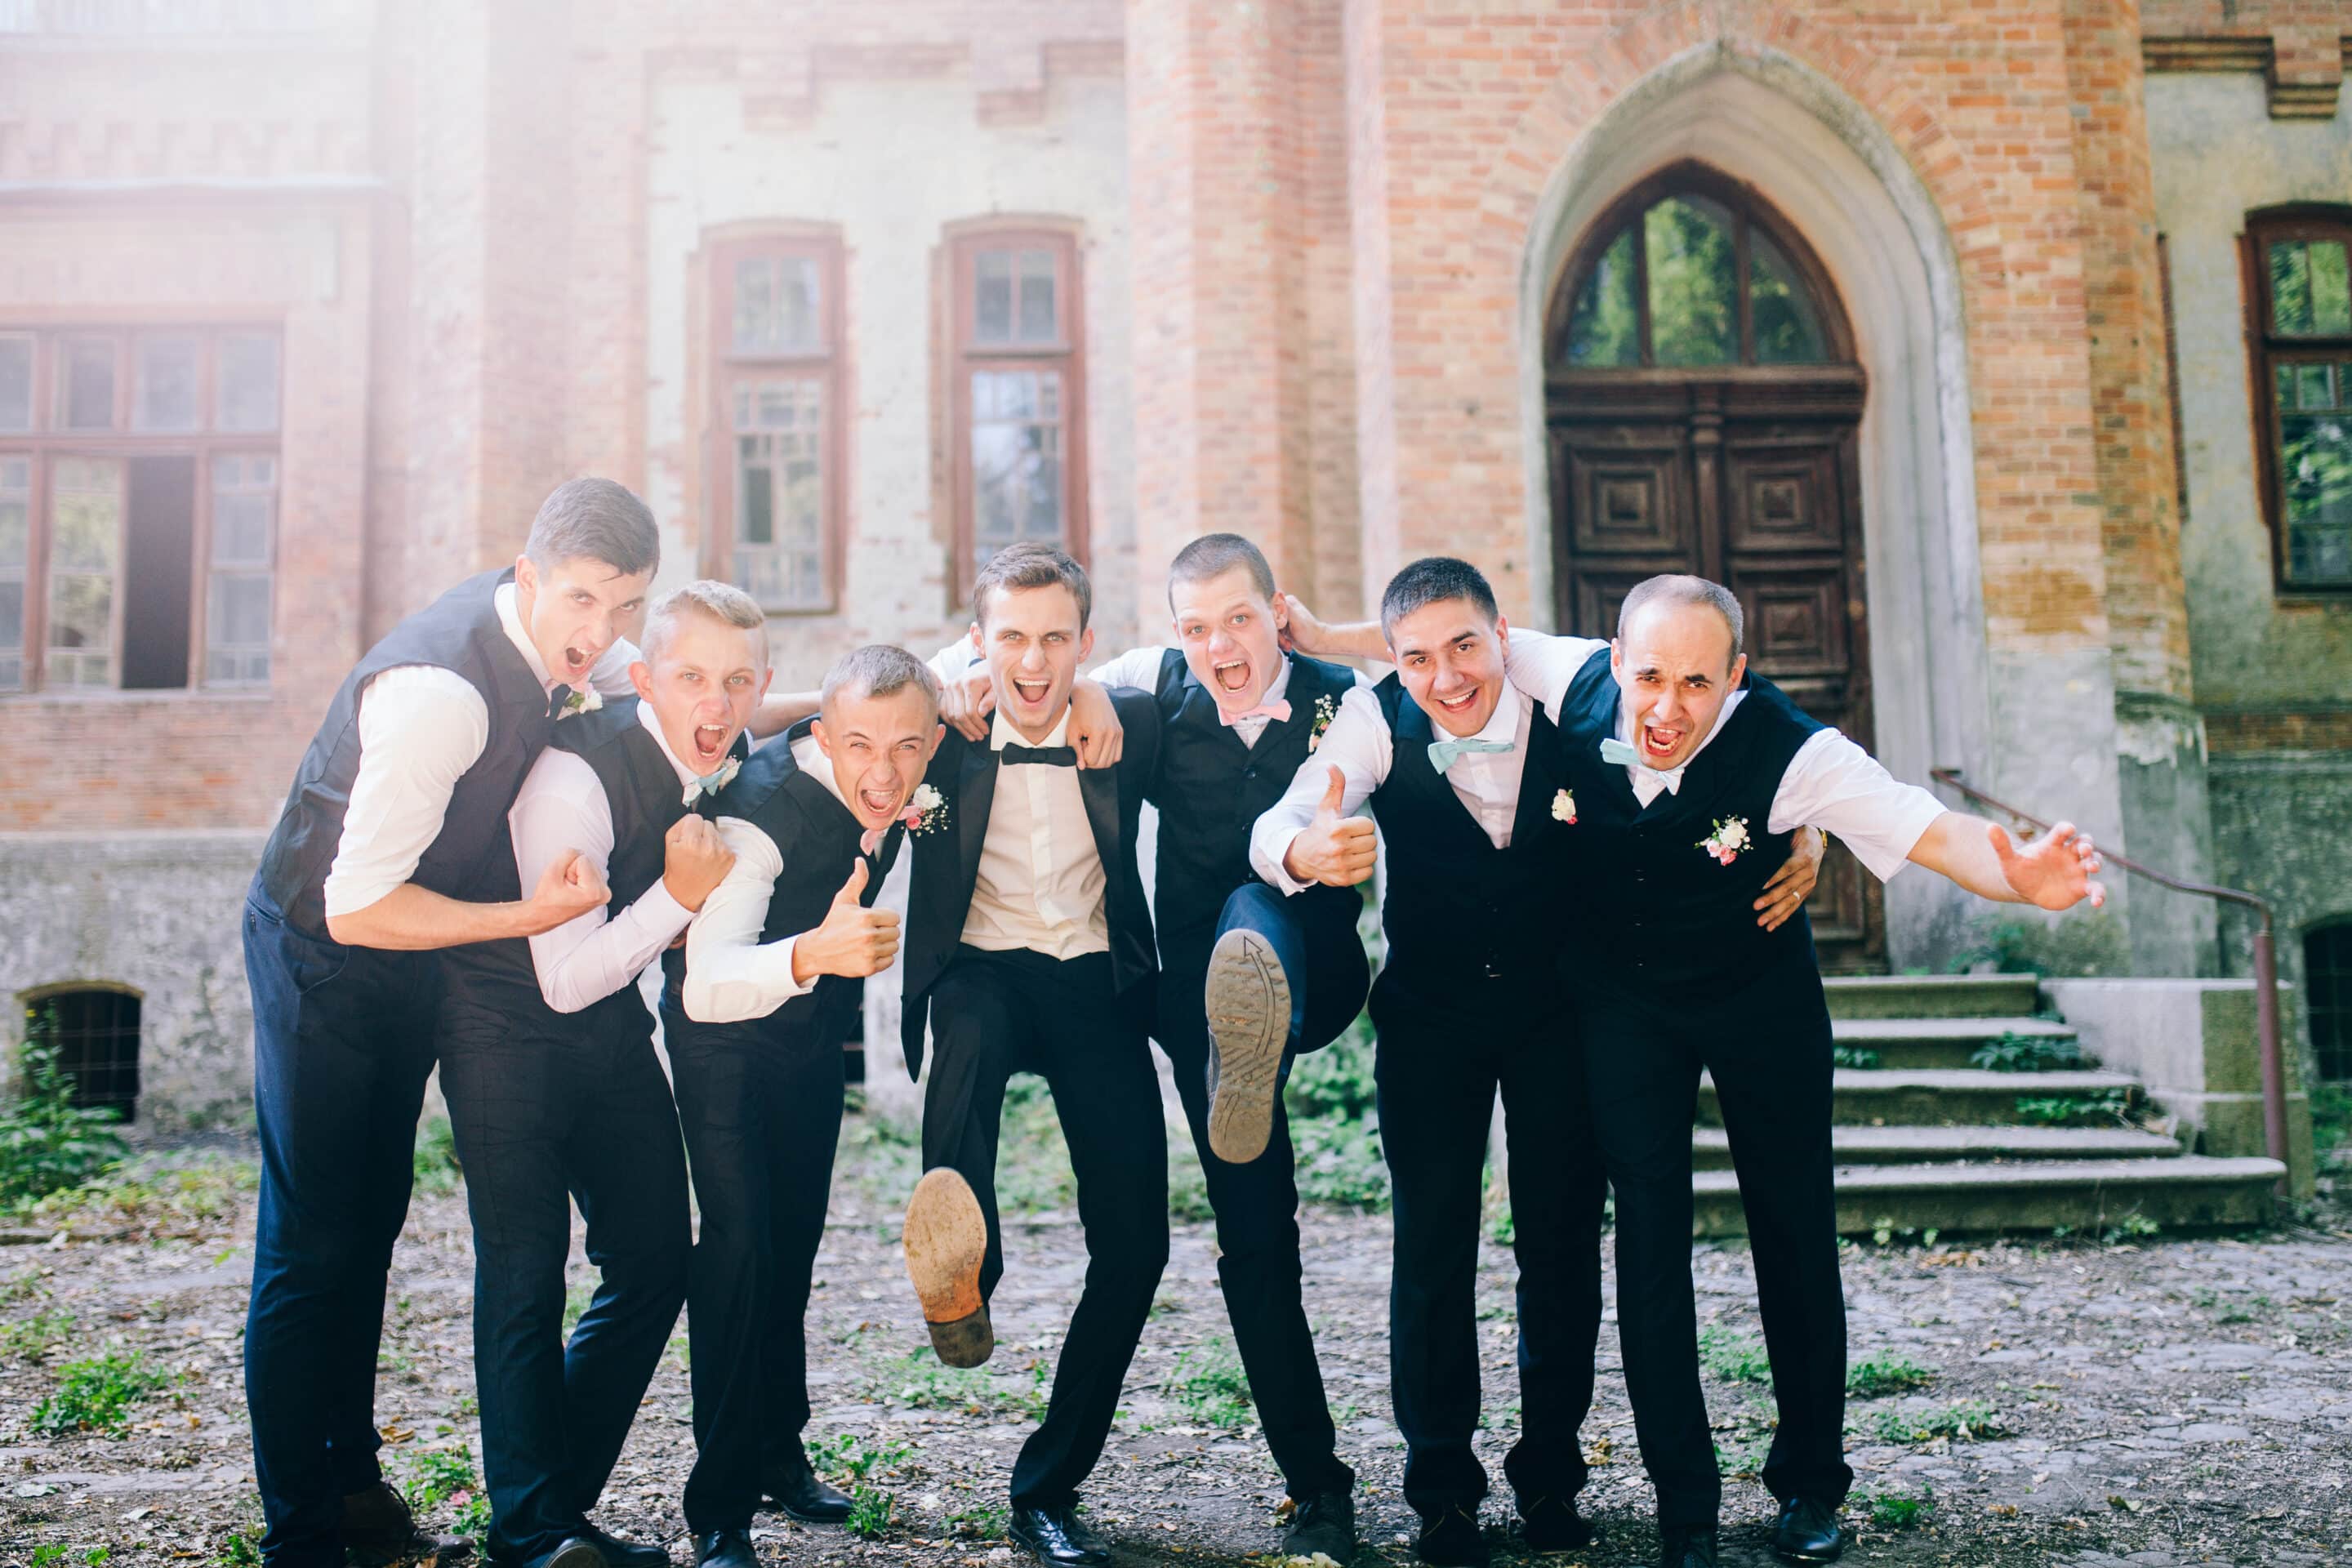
left=23, top=985, right=142, bottom=1122
left=2308, top=920, right=2352, bottom=1085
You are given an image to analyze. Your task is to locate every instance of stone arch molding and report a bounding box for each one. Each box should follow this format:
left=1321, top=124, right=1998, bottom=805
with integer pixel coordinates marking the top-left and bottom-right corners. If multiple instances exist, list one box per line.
left=1506, top=38, right=1997, bottom=961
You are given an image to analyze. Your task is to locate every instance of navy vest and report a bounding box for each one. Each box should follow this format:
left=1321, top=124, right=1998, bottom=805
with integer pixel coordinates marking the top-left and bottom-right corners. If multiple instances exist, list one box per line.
left=1552, top=645, right=1823, bottom=995
left=1367, top=675, right=1574, bottom=1015
left=253, top=568, right=552, bottom=940
left=1146, top=648, right=1361, bottom=971
left=662, top=719, right=902, bottom=1051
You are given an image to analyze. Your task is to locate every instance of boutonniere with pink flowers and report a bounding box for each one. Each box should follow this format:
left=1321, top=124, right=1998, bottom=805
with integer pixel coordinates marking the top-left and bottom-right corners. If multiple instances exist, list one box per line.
left=1552, top=788, right=1576, bottom=825
left=1307, top=693, right=1338, bottom=752
left=558, top=686, right=602, bottom=719
left=902, top=782, right=950, bottom=835
left=1696, top=815, right=1751, bottom=866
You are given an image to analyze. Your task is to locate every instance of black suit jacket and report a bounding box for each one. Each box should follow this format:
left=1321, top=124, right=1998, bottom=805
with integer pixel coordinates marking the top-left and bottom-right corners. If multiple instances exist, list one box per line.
left=898, top=687, right=1161, bottom=1079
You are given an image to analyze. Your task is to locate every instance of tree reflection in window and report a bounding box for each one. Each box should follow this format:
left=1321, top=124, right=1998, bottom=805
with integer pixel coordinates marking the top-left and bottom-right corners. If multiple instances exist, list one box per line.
left=2254, top=217, right=2352, bottom=589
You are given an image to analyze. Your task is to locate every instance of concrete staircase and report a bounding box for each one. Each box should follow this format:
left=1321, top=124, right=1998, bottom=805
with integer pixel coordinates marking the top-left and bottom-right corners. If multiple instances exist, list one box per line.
left=1691, top=974, right=2287, bottom=1239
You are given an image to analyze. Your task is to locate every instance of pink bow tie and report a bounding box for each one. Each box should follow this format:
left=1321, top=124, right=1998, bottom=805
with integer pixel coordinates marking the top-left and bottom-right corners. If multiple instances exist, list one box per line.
left=859, top=826, right=884, bottom=857
left=1217, top=697, right=1291, bottom=728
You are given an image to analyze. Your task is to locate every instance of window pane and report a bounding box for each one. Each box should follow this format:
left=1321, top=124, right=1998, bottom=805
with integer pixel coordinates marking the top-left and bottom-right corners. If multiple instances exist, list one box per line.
left=2314, top=924, right=2352, bottom=1083
left=1017, top=249, right=1058, bottom=344
left=0, top=335, right=29, bottom=432
left=205, top=452, right=274, bottom=687
left=216, top=334, right=280, bottom=431
left=733, top=376, right=828, bottom=610
left=48, top=457, right=122, bottom=688
left=0, top=457, right=22, bottom=693
left=134, top=335, right=201, bottom=431
left=2277, top=362, right=2352, bottom=585
left=1750, top=229, right=1830, bottom=364
left=737, top=442, right=774, bottom=546
left=974, top=250, right=1014, bottom=345
left=1645, top=197, right=1738, bottom=367
left=1566, top=226, right=1641, bottom=368
left=2270, top=239, right=2352, bottom=336
left=733, top=256, right=821, bottom=354
left=60, top=338, right=117, bottom=431
left=210, top=573, right=270, bottom=647
left=0, top=581, right=20, bottom=689
left=970, top=368, right=1066, bottom=565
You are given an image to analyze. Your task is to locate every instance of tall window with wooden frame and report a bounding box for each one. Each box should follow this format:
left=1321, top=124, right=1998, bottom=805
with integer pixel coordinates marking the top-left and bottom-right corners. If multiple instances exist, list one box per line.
left=947, top=227, right=1086, bottom=590
left=2246, top=207, right=2352, bottom=592
left=706, top=233, right=844, bottom=614
left=0, top=326, right=282, bottom=694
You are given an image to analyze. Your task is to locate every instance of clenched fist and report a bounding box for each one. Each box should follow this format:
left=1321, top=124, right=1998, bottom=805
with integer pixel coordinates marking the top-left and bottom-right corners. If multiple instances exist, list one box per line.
left=789, top=860, right=904, bottom=982
left=1281, top=765, right=1378, bottom=889
left=662, top=814, right=736, bottom=913
left=523, top=848, right=609, bottom=933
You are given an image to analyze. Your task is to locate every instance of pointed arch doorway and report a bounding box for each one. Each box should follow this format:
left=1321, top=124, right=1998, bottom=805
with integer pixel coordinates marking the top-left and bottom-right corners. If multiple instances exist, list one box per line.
left=1545, top=161, right=1882, bottom=969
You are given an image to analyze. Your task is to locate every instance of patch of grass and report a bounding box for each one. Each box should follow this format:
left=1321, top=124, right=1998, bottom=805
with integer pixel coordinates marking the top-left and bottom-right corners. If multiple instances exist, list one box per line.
left=1166, top=1140, right=1217, bottom=1224
left=1, top=1005, right=129, bottom=1210
left=1873, top=1399, right=2004, bottom=1445
left=30, top=1349, right=175, bottom=1437
left=1971, top=1031, right=2086, bottom=1073
left=212, top=1529, right=263, bottom=1568
left=1289, top=1112, right=1388, bottom=1211
left=996, top=1078, right=1078, bottom=1217
left=1845, top=1351, right=1936, bottom=1398
left=20, top=1153, right=256, bottom=1237
left=867, top=1349, right=1049, bottom=1421
left=2103, top=1212, right=2161, bottom=1245
left=2311, top=1082, right=2350, bottom=1165
left=2015, top=1089, right=2132, bottom=1127
left=1164, top=1339, right=1254, bottom=1428
left=947, top=1503, right=1007, bottom=1541
left=1860, top=1482, right=1936, bottom=1530
left=560, top=1278, right=595, bottom=1339
left=844, top=1482, right=896, bottom=1539
left=400, top=1443, right=490, bottom=1538
left=1832, top=1045, right=1883, bottom=1070
left=412, top=1114, right=463, bottom=1196
left=808, top=1432, right=913, bottom=1486
left=1697, top=1325, right=1771, bottom=1384
left=2, top=1300, right=74, bottom=1365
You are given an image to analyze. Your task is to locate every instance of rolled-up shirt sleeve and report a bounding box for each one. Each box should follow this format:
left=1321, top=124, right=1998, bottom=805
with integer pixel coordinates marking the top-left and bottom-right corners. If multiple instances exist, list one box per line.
left=1766, top=729, right=1948, bottom=882
left=321, top=665, right=492, bottom=919
left=512, top=750, right=693, bottom=1013
left=1246, top=684, right=1391, bottom=894
left=681, top=817, right=814, bottom=1023
left=1083, top=645, right=1171, bottom=692
left=1501, top=628, right=1613, bottom=720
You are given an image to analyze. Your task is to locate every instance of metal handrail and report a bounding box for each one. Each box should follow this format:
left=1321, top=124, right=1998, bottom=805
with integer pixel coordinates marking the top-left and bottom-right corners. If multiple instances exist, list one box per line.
left=1929, top=767, right=2289, bottom=1192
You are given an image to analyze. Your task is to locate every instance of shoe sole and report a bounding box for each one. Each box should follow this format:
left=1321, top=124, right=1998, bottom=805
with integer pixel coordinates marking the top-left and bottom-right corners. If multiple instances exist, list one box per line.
left=903, top=1168, right=994, bottom=1368
left=1772, top=1542, right=1846, bottom=1565
left=1007, top=1525, right=1111, bottom=1568
left=1205, top=929, right=1289, bottom=1165
left=542, top=1545, right=608, bottom=1568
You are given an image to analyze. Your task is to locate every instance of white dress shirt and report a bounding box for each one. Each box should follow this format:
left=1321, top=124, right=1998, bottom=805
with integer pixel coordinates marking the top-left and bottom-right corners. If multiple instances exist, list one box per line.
left=682, top=733, right=866, bottom=1025
left=1250, top=677, right=1536, bottom=894
left=509, top=703, right=699, bottom=1013
left=1086, top=646, right=1369, bottom=750
left=321, top=581, right=639, bottom=918
left=962, top=707, right=1111, bottom=958
left=1502, top=630, right=1947, bottom=881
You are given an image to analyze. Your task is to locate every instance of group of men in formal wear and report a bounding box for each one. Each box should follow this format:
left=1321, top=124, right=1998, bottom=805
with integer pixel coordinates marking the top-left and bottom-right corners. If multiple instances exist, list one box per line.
left=239, top=477, right=2103, bottom=1568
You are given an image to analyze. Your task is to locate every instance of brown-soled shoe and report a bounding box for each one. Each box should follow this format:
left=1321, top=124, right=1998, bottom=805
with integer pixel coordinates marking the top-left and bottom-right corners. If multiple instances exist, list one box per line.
left=903, top=1167, right=993, bottom=1368
left=342, top=1479, right=476, bottom=1565
left=1204, top=927, right=1290, bottom=1165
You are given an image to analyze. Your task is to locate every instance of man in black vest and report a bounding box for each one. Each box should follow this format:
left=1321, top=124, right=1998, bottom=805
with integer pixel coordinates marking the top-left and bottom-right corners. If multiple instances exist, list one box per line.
left=670, top=643, right=947, bottom=1568
left=893, top=543, right=1165, bottom=1568
left=242, top=479, right=658, bottom=1568
left=433, top=582, right=770, bottom=1568
left=1254, top=560, right=1831, bottom=1568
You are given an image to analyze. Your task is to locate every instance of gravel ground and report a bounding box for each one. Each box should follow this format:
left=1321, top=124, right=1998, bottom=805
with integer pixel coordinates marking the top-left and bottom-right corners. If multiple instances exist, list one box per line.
left=2, top=1111, right=2348, bottom=1568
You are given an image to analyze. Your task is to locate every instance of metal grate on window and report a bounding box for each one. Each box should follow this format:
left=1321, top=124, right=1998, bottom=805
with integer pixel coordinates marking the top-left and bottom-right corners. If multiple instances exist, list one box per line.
left=28, top=987, right=141, bottom=1121
left=2310, top=921, right=2352, bottom=1085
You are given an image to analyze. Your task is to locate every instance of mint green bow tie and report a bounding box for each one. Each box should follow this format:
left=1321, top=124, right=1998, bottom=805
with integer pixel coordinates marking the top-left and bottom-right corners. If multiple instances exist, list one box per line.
left=1428, top=736, right=1514, bottom=774
left=1601, top=736, right=1686, bottom=793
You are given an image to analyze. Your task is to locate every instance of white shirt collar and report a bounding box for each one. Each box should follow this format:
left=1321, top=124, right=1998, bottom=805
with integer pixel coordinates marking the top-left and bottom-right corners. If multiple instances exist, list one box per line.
left=990, top=705, right=1072, bottom=751
left=635, top=699, right=708, bottom=787
left=788, top=730, right=855, bottom=812
left=492, top=580, right=556, bottom=693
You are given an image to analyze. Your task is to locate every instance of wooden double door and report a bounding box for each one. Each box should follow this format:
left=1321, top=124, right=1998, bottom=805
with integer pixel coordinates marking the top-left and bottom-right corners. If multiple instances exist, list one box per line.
left=1547, top=370, right=1882, bottom=971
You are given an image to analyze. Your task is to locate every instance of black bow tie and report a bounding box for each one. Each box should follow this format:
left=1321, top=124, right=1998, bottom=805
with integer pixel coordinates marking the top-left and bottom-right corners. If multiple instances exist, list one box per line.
left=546, top=684, right=573, bottom=720
left=999, top=743, right=1078, bottom=768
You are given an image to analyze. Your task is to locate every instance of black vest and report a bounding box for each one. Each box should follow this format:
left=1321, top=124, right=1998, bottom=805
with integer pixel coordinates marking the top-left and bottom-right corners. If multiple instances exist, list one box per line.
left=662, top=719, right=902, bottom=1052
left=1147, top=648, right=1360, bottom=969
left=1552, top=645, right=1823, bottom=995
left=253, top=568, right=552, bottom=940
left=1367, top=675, right=1574, bottom=1015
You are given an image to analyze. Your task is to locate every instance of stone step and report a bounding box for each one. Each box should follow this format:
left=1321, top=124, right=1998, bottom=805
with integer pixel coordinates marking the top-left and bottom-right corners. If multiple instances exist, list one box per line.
left=1695, top=1068, right=2141, bottom=1128
left=1823, top=973, right=2040, bottom=1020
left=1832, top=1015, right=2080, bottom=1071
left=1692, top=1156, right=2285, bottom=1238
left=1689, top=1124, right=2180, bottom=1170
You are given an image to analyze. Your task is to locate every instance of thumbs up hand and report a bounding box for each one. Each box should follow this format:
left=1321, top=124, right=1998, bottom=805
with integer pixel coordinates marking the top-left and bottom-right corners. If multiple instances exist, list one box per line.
left=1281, top=765, right=1379, bottom=888
left=789, top=858, right=903, bottom=983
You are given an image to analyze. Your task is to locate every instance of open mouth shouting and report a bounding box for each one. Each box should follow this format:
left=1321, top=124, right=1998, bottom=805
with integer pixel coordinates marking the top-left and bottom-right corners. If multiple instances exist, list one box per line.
left=559, top=641, right=597, bottom=683
left=1006, top=673, right=1055, bottom=715
left=690, top=721, right=732, bottom=769
left=1211, top=656, right=1254, bottom=697
left=857, top=780, right=906, bottom=826
left=1640, top=719, right=1686, bottom=764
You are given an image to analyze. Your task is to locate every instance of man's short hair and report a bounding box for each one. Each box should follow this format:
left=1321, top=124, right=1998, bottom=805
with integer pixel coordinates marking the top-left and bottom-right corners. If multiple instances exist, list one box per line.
left=1379, top=556, right=1499, bottom=643
left=1616, top=573, right=1744, bottom=666
left=1168, top=532, right=1276, bottom=611
left=641, top=580, right=768, bottom=669
left=971, top=542, right=1092, bottom=630
left=820, top=644, right=942, bottom=723
left=525, top=477, right=660, bottom=578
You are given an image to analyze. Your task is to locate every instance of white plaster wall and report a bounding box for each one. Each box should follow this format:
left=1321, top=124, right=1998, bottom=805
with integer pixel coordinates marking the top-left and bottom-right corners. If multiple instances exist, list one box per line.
left=2148, top=74, right=2352, bottom=704
left=644, top=72, right=1138, bottom=684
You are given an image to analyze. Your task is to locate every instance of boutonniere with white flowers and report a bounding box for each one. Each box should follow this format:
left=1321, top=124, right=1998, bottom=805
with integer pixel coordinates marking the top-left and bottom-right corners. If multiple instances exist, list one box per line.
left=558, top=686, right=602, bottom=719
left=1696, top=815, right=1750, bottom=866
left=901, top=782, right=950, bottom=835
left=1307, top=693, right=1338, bottom=752
left=1552, top=788, right=1576, bottom=825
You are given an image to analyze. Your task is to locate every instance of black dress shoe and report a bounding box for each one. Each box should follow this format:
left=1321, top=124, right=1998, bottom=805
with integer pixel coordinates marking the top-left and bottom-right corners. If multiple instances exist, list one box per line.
left=763, top=1451, right=853, bottom=1523
left=1414, top=1504, right=1490, bottom=1568
left=1656, top=1522, right=1719, bottom=1568
left=577, top=1521, right=670, bottom=1568
left=1769, top=1496, right=1846, bottom=1563
left=341, top=1480, right=477, bottom=1565
left=1516, top=1490, right=1596, bottom=1553
left=1281, top=1488, right=1356, bottom=1561
left=492, top=1540, right=608, bottom=1568
left=693, top=1529, right=758, bottom=1568
left=1008, top=1503, right=1112, bottom=1567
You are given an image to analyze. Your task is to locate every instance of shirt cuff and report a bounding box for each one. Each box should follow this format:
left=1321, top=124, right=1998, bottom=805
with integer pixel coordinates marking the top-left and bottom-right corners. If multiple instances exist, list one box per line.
left=1253, top=826, right=1314, bottom=896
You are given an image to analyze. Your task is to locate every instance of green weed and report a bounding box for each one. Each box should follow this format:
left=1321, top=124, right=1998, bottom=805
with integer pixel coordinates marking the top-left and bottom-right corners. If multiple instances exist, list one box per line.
left=1164, top=1339, right=1254, bottom=1428
left=1832, top=1045, right=1883, bottom=1070
left=560, top=1279, right=595, bottom=1339
left=1873, top=1400, right=2004, bottom=1444
left=1845, top=1351, right=1936, bottom=1398
left=1, top=1004, right=128, bottom=1210
left=2, top=1303, right=75, bottom=1364
left=947, top=1503, right=1007, bottom=1540
left=808, top=1432, right=913, bottom=1486
left=1971, top=1032, right=2085, bottom=1073
left=2015, top=1089, right=2132, bottom=1127
left=1697, top=1325, right=1771, bottom=1384
left=844, top=1482, right=896, bottom=1539
left=31, top=1349, right=175, bottom=1437
left=412, top=1115, right=463, bottom=1195
left=1862, top=1483, right=1935, bottom=1530
left=212, top=1530, right=263, bottom=1568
